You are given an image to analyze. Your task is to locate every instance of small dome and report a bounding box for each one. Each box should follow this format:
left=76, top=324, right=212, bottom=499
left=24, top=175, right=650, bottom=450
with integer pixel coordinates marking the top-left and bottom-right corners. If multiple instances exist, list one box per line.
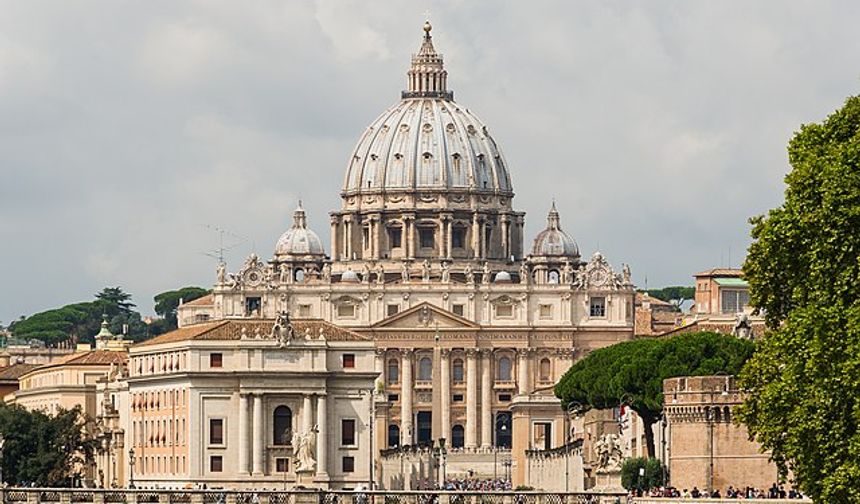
left=274, top=201, right=325, bottom=260
left=531, top=203, right=579, bottom=258
left=494, top=271, right=512, bottom=283
left=341, top=268, right=359, bottom=283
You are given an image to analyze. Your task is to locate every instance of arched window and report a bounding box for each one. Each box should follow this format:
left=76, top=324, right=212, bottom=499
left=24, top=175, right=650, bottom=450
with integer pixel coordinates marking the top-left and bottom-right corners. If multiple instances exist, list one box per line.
left=294, top=269, right=305, bottom=283
left=451, top=425, right=465, bottom=448
left=548, top=270, right=560, bottom=284
left=388, top=424, right=400, bottom=448
left=539, top=358, right=552, bottom=382
left=497, top=356, right=512, bottom=381
left=273, top=406, right=292, bottom=445
left=452, top=358, right=464, bottom=383
left=387, top=359, right=399, bottom=384
left=418, top=357, right=433, bottom=381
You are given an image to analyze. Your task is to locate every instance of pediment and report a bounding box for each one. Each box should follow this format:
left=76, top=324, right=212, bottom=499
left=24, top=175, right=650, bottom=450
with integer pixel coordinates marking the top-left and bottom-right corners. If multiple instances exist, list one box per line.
left=373, top=302, right=479, bottom=329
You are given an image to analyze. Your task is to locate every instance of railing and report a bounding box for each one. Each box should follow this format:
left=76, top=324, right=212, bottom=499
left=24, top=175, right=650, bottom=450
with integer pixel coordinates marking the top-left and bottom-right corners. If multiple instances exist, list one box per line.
left=632, top=499, right=812, bottom=504
left=0, top=489, right=628, bottom=504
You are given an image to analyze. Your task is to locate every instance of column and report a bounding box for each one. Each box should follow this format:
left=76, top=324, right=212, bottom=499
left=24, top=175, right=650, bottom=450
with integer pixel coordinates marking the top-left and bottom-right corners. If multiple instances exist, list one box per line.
left=480, top=350, right=492, bottom=447
left=251, top=394, right=264, bottom=476
left=501, top=216, right=510, bottom=259
left=330, top=216, right=339, bottom=261
left=465, top=349, right=478, bottom=448
left=401, top=349, right=414, bottom=446
left=407, top=217, right=416, bottom=260
left=374, top=349, right=386, bottom=392
left=472, top=213, right=481, bottom=259
left=342, top=218, right=350, bottom=261
left=345, top=218, right=353, bottom=260
left=316, top=394, right=329, bottom=477
left=303, top=394, right=313, bottom=432
left=440, top=349, right=451, bottom=442
left=517, top=349, right=530, bottom=396
left=238, top=394, right=250, bottom=475
left=438, top=219, right=446, bottom=257
left=445, top=216, right=453, bottom=259
left=371, top=217, right=379, bottom=260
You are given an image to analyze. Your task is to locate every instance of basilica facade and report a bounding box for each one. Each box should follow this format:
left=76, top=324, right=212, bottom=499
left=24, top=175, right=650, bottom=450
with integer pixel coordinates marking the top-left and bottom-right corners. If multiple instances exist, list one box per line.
left=173, top=21, right=636, bottom=489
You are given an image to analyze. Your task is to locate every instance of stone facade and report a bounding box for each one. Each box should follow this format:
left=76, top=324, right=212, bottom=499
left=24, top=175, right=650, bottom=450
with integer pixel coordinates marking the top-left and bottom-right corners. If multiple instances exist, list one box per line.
left=168, top=21, right=636, bottom=490
left=122, top=319, right=377, bottom=489
left=664, top=376, right=777, bottom=494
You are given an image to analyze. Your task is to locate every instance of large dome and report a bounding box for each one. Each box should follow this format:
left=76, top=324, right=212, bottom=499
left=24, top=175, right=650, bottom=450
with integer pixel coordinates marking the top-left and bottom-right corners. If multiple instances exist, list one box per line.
left=341, top=22, right=513, bottom=198
left=274, top=202, right=325, bottom=260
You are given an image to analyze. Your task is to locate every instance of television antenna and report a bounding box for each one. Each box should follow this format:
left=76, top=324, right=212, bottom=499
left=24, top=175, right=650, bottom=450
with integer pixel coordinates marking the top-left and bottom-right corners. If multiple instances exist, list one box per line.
left=201, top=225, right=246, bottom=264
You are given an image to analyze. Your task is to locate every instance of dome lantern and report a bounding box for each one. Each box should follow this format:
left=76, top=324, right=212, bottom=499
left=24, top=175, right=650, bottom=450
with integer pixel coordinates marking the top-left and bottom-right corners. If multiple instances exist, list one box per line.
left=403, top=20, right=451, bottom=100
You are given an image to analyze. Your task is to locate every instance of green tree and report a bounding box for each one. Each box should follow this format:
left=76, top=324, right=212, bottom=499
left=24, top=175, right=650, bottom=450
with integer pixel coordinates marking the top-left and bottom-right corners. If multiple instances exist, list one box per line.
left=555, top=332, right=754, bottom=457
left=621, top=457, right=666, bottom=492
left=737, top=94, right=860, bottom=502
left=641, top=286, right=694, bottom=304
left=94, top=287, right=135, bottom=315
left=153, top=286, right=210, bottom=330
left=0, top=404, right=97, bottom=486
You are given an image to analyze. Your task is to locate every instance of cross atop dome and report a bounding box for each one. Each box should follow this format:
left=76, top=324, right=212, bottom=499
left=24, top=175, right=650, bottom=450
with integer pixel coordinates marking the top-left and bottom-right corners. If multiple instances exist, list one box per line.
left=403, top=20, right=452, bottom=100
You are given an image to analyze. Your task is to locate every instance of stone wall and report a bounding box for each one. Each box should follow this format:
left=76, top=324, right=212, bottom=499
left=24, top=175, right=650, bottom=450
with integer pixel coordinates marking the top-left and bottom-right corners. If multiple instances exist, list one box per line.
left=524, top=443, right=583, bottom=492
left=664, top=376, right=778, bottom=493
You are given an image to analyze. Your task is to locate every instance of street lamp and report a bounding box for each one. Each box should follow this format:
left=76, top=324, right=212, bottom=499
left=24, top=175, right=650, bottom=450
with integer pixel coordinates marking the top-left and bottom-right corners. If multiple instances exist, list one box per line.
left=564, top=401, right=583, bottom=493
left=0, top=432, right=5, bottom=487
left=127, top=448, right=136, bottom=489
left=494, top=415, right=509, bottom=481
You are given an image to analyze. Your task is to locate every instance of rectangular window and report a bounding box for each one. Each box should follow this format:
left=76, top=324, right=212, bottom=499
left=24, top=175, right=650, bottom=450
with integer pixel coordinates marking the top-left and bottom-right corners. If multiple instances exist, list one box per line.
left=342, top=419, right=356, bottom=446
left=209, top=353, right=223, bottom=368
left=298, top=304, right=312, bottom=317
left=389, top=228, right=402, bottom=249
left=388, top=394, right=399, bottom=402
left=495, top=304, right=513, bottom=318
left=419, top=228, right=435, bottom=249
left=589, top=297, right=606, bottom=317
left=275, top=458, right=289, bottom=473
left=342, top=456, right=355, bottom=473
left=342, top=354, right=355, bottom=368
left=452, top=227, right=466, bottom=249
left=498, top=393, right=512, bottom=402
left=209, top=418, right=223, bottom=445
left=387, top=304, right=400, bottom=317
left=452, top=304, right=465, bottom=317
left=337, top=304, right=356, bottom=318
left=245, top=296, right=261, bottom=316
left=539, top=304, right=553, bottom=318
left=534, top=422, right=553, bottom=451
left=210, top=456, right=223, bottom=472
left=452, top=394, right=464, bottom=403
left=721, top=289, right=750, bottom=314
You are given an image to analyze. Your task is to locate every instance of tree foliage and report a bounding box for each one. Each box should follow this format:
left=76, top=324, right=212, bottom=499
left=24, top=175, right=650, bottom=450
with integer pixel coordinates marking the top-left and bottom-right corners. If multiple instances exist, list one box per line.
left=555, top=332, right=754, bottom=457
left=153, top=286, right=209, bottom=330
left=621, top=457, right=666, bottom=491
left=0, top=404, right=98, bottom=486
left=737, top=94, right=860, bottom=502
left=641, top=286, right=694, bottom=305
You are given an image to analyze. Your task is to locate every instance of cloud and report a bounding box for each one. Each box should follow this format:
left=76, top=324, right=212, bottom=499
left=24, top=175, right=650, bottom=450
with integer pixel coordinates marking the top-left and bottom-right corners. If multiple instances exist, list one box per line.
left=2, top=0, right=860, bottom=323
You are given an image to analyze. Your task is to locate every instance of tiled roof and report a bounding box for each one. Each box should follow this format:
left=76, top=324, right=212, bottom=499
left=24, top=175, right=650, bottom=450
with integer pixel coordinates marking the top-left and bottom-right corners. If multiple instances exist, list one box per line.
left=182, top=294, right=214, bottom=307
left=0, top=363, right=39, bottom=381
left=135, top=318, right=369, bottom=348
left=694, top=268, right=744, bottom=278
left=22, top=350, right=128, bottom=377
left=635, top=292, right=674, bottom=307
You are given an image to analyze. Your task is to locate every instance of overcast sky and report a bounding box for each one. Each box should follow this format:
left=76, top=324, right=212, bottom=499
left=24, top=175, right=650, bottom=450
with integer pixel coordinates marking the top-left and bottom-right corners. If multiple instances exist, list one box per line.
left=1, top=1, right=859, bottom=322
